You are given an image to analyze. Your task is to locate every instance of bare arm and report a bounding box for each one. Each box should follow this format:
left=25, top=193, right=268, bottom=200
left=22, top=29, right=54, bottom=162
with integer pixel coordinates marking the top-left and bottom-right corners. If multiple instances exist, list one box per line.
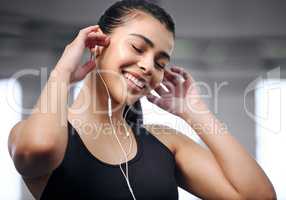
left=146, top=66, right=276, bottom=199
left=8, top=25, right=110, bottom=178
left=181, top=104, right=276, bottom=199
left=8, top=69, right=70, bottom=178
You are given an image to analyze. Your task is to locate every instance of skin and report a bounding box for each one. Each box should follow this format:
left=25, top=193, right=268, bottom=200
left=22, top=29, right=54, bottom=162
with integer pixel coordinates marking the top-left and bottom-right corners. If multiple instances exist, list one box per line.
left=68, top=11, right=174, bottom=127
left=8, top=11, right=276, bottom=200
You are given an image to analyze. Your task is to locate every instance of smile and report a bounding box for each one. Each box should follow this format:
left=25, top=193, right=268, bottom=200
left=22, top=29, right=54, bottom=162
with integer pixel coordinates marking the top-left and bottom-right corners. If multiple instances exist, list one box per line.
left=123, top=72, right=146, bottom=91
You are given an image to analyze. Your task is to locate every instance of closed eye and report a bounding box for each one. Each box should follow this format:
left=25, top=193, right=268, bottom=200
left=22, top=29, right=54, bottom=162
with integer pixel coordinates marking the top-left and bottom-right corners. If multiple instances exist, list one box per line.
left=156, top=63, right=165, bottom=69
left=132, top=44, right=166, bottom=70
left=132, top=45, right=144, bottom=54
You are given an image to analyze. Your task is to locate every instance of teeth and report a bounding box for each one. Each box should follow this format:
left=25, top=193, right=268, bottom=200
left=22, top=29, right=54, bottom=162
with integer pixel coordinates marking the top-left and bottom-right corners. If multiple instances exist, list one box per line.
left=123, top=73, right=145, bottom=89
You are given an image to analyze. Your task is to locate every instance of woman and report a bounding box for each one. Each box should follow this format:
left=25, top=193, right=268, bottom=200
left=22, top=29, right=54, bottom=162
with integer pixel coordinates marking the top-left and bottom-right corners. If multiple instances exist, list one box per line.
left=8, top=0, right=276, bottom=199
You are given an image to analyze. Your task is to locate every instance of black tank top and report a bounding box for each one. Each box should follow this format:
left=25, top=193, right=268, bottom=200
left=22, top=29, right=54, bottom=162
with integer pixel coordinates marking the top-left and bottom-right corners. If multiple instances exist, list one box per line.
left=40, top=121, right=179, bottom=200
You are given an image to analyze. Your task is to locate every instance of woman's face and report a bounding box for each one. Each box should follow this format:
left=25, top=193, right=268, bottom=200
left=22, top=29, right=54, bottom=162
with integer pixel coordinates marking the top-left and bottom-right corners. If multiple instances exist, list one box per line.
left=96, top=11, right=174, bottom=105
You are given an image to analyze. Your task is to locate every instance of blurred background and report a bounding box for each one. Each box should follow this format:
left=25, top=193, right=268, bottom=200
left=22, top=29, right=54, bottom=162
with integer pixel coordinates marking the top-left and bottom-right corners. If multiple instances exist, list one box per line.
left=0, top=0, right=285, bottom=199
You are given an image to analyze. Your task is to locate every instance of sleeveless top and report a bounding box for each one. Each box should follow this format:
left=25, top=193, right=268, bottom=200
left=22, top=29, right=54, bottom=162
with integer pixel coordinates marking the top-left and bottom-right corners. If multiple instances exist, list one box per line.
left=40, top=121, right=179, bottom=200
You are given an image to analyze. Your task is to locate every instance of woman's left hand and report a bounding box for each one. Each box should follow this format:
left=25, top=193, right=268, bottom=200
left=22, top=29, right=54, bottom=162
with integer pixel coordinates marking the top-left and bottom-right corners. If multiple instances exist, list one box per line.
left=146, top=66, right=208, bottom=119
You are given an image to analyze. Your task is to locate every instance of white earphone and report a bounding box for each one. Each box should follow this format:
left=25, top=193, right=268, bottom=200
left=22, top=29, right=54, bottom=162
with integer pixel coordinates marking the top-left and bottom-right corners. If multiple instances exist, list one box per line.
left=92, top=48, right=137, bottom=200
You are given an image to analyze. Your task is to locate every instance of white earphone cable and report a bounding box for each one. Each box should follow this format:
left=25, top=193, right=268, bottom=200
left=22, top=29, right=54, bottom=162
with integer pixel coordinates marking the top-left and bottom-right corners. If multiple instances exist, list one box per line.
left=93, top=50, right=136, bottom=200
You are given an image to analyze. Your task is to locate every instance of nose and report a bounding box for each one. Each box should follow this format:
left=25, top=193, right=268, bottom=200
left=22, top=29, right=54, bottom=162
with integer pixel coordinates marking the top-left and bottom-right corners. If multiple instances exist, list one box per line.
left=137, top=60, right=153, bottom=76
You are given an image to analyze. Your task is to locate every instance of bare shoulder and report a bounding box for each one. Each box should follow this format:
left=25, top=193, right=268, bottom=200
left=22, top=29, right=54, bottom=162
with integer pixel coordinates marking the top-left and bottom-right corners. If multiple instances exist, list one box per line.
left=142, top=124, right=194, bottom=155
left=8, top=120, right=26, bottom=157
left=8, top=118, right=68, bottom=179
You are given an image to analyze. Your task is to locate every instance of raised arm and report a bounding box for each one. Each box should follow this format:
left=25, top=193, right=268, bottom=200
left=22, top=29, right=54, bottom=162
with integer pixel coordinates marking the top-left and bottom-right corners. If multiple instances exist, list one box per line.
left=177, top=104, right=276, bottom=200
left=146, top=66, right=276, bottom=199
left=8, top=25, right=110, bottom=178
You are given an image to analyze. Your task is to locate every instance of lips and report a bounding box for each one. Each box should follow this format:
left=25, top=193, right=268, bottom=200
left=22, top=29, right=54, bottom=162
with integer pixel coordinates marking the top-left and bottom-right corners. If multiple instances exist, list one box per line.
left=122, top=71, right=146, bottom=91
left=128, top=72, right=147, bottom=84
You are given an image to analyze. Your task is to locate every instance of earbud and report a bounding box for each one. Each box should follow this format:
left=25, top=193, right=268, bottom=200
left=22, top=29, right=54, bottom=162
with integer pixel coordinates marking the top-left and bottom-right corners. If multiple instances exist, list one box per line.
left=108, top=97, right=112, bottom=117
left=95, top=45, right=101, bottom=58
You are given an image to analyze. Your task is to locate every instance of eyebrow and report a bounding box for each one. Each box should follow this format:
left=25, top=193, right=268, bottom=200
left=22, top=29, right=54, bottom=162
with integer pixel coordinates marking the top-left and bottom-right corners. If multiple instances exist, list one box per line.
left=129, top=33, right=170, bottom=61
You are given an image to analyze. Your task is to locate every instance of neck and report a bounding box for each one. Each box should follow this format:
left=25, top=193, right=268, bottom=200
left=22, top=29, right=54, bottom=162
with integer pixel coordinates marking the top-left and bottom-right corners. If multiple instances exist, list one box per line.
left=68, top=71, right=130, bottom=135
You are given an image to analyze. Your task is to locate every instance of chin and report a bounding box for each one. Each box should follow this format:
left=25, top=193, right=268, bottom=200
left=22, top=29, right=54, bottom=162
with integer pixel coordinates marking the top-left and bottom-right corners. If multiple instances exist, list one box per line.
left=110, top=70, right=145, bottom=104
left=108, top=83, right=137, bottom=108
left=120, top=91, right=142, bottom=107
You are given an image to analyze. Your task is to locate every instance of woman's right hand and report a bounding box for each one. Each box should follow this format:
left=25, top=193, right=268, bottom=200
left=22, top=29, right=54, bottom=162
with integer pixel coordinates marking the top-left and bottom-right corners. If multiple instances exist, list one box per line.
left=54, top=25, right=110, bottom=83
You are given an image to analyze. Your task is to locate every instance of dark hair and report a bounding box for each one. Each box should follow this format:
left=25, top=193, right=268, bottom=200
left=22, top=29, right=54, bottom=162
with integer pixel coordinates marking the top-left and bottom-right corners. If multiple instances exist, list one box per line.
left=98, top=0, right=175, bottom=37
left=98, top=0, right=175, bottom=128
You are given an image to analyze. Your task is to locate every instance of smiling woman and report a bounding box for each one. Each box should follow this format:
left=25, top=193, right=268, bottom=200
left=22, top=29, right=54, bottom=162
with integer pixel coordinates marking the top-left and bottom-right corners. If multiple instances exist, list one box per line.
left=8, top=0, right=276, bottom=200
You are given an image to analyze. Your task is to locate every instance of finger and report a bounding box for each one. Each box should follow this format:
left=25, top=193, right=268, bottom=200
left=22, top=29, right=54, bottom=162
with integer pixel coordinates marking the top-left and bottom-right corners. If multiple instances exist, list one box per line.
left=164, top=67, right=177, bottom=78
left=76, top=25, right=109, bottom=49
left=87, top=32, right=107, bottom=39
left=79, top=25, right=100, bottom=37
left=86, top=38, right=109, bottom=49
left=154, top=83, right=169, bottom=96
left=170, top=66, right=190, bottom=80
left=71, top=60, right=96, bottom=82
left=170, top=66, right=194, bottom=89
left=161, top=79, right=174, bottom=93
left=170, top=66, right=194, bottom=83
left=75, top=25, right=100, bottom=44
left=169, top=66, right=193, bottom=89
left=163, top=68, right=182, bottom=85
left=86, top=33, right=110, bottom=49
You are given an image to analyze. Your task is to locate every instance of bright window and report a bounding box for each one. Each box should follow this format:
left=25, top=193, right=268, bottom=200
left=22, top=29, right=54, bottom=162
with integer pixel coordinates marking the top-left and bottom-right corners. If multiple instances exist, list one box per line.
left=255, top=79, right=286, bottom=199
left=0, top=79, right=22, bottom=200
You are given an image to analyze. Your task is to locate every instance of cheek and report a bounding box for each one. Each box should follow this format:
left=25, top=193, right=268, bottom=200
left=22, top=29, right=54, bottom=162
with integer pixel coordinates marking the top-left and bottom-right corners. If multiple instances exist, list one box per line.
left=116, top=42, right=137, bottom=69
left=108, top=39, right=134, bottom=63
left=99, top=40, right=135, bottom=70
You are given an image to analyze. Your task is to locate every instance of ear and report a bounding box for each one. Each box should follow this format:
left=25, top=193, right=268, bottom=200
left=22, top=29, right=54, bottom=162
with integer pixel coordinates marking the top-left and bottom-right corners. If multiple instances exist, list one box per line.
left=92, top=27, right=108, bottom=58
